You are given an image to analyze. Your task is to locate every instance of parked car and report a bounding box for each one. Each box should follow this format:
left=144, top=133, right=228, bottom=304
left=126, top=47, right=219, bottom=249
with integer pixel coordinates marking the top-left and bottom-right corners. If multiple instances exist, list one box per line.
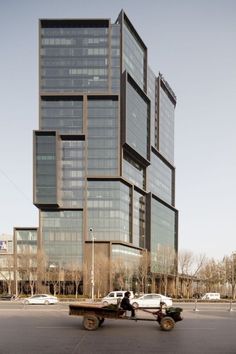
left=130, top=293, right=172, bottom=308
left=101, top=291, right=134, bottom=306
left=201, top=292, right=220, bottom=300
left=0, top=294, right=13, bottom=301
left=23, top=294, right=59, bottom=305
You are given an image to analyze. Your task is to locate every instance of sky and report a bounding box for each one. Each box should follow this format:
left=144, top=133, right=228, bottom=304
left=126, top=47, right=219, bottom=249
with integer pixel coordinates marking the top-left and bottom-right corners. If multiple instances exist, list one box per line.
left=0, top=0, right=236, bottom=260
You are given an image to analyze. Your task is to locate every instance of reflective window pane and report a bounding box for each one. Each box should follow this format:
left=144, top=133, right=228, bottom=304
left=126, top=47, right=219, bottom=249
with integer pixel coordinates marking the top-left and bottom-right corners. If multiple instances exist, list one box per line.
left=159, top=86, right=175, bottom=163
left=147, top=66, right=157, bottom=148
left=59, top=140, right=85, bottom=208
left=133, top=190, right=146, bottom=248
left=111, top=24, right=120, bottom=93
left=41, top=210, right=83, bottom=268
left=123, top=21, right=145, bottom=90
left=148, top=151, right=173, bottom=205
left=40, top=25, right=109, bottom=92
left=41, top=97, right=83, bottom=134
left=88, top=181, right=131, bottom=243
left=87, top=98, right=118, bottom=176
left=126, top=81, right=149, bottom=159
left=123, top=153, right=145, bottom=190
left=151, top=198, right=176, bottom=274
left=35, top=134, right=57, bottom=204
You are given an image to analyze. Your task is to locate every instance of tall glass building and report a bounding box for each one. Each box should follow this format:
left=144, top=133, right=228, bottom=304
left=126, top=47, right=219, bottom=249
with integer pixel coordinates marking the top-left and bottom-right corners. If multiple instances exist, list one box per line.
left=33, top=10, right=178, bottom=295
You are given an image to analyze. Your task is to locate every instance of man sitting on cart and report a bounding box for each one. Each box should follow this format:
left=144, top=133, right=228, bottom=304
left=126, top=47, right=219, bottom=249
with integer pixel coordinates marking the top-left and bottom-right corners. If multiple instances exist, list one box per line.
left=120, top=291, right=136, bottom=319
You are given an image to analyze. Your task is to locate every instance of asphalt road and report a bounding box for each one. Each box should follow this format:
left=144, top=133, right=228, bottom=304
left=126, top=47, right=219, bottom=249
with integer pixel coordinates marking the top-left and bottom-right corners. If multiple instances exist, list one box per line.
left=0, top=302, right=236, bottom=354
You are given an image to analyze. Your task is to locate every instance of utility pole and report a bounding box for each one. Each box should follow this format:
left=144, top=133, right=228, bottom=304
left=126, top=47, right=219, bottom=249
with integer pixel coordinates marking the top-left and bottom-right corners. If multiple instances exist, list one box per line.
left=90, top=228, right=95, bottom=301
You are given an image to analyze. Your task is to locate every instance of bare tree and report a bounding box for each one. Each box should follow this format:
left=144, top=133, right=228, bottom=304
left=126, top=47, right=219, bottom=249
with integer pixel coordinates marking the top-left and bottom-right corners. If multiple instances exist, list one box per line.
left=153, top=245, right=177, bottom=295
left=199, top=258, right=226, bottom=294
left=36, top=249, right=48, bottom=293
left=224, top=254, right=236, bottom=299
left=110, top=258, right=137, bottom=292
left=94, top=254, right=109, bottom=298
left=138, top=250, right=150, bottom=294
left=66, top=263, right=82, bottom=298
left=18, top=252, right=37, bottom=295
left=178, top=250, right=206, bottom=298
left=48, top=265, right=60, bottom=296
left=111, top=259, right=127, bottom=290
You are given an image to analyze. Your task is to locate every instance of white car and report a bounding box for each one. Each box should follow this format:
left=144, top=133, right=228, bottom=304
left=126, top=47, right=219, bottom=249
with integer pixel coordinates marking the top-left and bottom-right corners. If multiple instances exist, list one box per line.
left=201, top=292, right=220, bottom=300
left=102, top=291, right=134, bottom=306
left=23, top=294, right=59, bottom=305
left=130, top=293, right=172, bottom=308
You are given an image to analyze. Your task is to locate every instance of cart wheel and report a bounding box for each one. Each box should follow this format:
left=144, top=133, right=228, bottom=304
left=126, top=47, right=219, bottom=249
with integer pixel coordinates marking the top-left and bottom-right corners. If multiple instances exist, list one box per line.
left=99, top=318, right=105, bottom=327
left=160, top=316, right=175, bottom=331
left=82, top=315, right=99, bottom=331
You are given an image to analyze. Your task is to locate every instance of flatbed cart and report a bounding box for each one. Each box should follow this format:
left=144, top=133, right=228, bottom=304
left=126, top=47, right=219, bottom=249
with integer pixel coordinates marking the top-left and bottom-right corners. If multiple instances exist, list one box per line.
left=69, top=302, right=183, bottom=331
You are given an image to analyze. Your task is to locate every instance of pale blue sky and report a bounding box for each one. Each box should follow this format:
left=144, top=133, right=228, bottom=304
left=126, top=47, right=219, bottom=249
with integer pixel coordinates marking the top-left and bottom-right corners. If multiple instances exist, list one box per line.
left=0, top=0, right=235, bottom=260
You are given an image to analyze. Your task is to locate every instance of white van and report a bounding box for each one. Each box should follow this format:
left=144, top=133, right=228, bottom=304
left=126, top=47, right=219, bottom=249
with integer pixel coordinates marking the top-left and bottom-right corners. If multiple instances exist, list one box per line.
left=101, top=291, right=134, bottom=306
left=201, top=292, right=220, bottom=300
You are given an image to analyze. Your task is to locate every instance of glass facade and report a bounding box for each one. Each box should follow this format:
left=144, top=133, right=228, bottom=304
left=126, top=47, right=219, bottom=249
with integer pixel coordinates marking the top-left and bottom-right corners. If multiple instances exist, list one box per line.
left=151, top=198, right=176, bottom=273
left=41, top=97, right=83, bottom=134
left=123, top=21, right=145, bottom=90
left=123, top=153, right=145, bottom=190
left=87, top=181, right=131, bottom=242
left=126, top=80, right=149, bottom=159
left=133, top=190, right=146, bottom=248
left=16, top=230, right=37, bottom=255
left=112, top=244, right=141, bottom=268
left=35, top=133, right=57, bottom=205
left=147, top=66, right=157, bottom=148
left=87, top=98, right=118, bottom=176
left=159, top=85, right=175, bottom=163
left=148, top=151, right=173, bottom=205
left=40, top=23, right=109, bottom=92
left=111, top=243, right=142, bottom=290
left=15, top=229, right=38, bottom=269
left=111, top=25, right=120, bottom=92
left=59, top=139, right=85, bottom=208
left=41, top=210, right=83, bottom=268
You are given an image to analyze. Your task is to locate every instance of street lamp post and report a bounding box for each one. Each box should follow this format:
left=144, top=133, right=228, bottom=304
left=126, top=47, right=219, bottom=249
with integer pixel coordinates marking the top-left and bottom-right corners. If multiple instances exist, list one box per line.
left=232, top=252, right=236, bottom=300
left=90, top=228, right=95, bottom=301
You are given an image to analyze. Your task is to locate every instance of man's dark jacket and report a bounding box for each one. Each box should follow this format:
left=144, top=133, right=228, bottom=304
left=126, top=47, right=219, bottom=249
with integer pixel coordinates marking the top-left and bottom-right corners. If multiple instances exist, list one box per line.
left=120, top=296, right=133, bottom=310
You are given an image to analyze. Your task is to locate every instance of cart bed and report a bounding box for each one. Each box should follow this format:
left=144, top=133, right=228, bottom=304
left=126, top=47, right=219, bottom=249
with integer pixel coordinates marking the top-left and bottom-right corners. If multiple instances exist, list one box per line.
left=69, top=303, right=124, bottom=319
